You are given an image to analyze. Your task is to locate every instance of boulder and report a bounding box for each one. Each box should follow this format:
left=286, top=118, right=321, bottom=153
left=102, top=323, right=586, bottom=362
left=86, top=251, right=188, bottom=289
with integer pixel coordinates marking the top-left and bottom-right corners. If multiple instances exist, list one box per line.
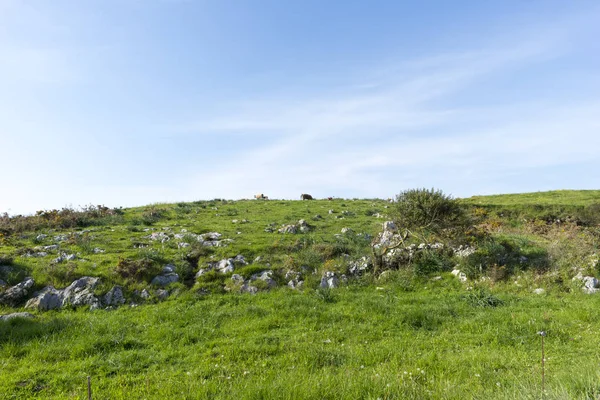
left=278, top=225, right=298, bottom=234
left=451, top=269, right=468, bottom=283
left=382, top=221, right=397, bottom=232
left=348, top=257, right=371, bottom=276
left=0, top=277, right=35, bottom=307
left=0, top=312, right=35, bottom=322
left=61, top=277, right=101, bottom=308
left=151, top=273, right=179, bottom=287
left=215, top=259, right=235, bottom=274
left=103, top=286, right=126, bottom=306
left=250, top=270, right=277, bottom=288
left=25, top=286, right=62, bottom=311
left=320, top=271, right=339, bottom=289
left=155, top=289, right=169, bottom=300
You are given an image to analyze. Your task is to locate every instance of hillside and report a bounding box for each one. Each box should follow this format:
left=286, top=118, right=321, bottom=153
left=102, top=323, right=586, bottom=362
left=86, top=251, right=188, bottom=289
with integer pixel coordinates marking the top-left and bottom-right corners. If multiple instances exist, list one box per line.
left=1, top=191, right=600, bottom=399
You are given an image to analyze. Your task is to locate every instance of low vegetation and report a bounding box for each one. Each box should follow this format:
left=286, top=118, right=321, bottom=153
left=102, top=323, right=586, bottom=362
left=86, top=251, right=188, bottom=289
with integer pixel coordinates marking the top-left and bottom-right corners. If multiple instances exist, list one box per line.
left=1, top=190, right=599, bottom=398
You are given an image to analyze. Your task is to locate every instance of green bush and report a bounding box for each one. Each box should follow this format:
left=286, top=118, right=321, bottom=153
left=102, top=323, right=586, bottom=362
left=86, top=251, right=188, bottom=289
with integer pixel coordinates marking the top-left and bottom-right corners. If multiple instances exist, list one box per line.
left=411, top=250, right=453, bottom=276
left=462, top=287, right=503, bottom=308
left=392, top=188, right=468, bottom=235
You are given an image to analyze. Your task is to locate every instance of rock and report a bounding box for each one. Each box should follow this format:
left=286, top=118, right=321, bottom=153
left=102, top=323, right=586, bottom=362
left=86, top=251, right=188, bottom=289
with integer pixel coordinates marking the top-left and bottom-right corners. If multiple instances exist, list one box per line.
left=348, top=257, right=371, bottom=276
left=328, top=209, right=335, bottom=214
left=454, top=245, right=475, bottom=258
left=103, top=286, right=126, bottom=306
left=25, top=286, right=62, bottom=311
left=178, top=242, right=190, bottom=248
left=279, top=225, right=298, bottom=234
left=0, top=312, right=35, bottom=322
left=155, top=289, right=169, bottom=300
left=30, top=252, right=48, bottom=258
left=240, top=284, right=258, bottom=294
left=382, top=221, right=397, bottom=232
left=36, top=234, right=48, bottom=241
left=93, top=248, right=105, bottom=254
left=201, top=232, right=222, bottom=241
left=149, top=232, right=170, bottom=242
left=320, top=271, right=339, bottom=289
left=533, top=288, right=545, bottom=295
left=0, top=277, right=35, bottom=307
left=298, top=220, right=308, bottom=227
left=232, top=255, right=248, bottom=266
left=216, top=259, right=235, bottom=274
left=451, top=269, right=467, bottom=283
left=140, top=289, right=151, bottom=300
left=54, top=235, right=67, bottom=242
left=341, top=227, right=353, bottom=234
left=61, top=277, right=101, bottom=308
left=582, top=276, right=599, bottom=294
left=0, top=279, right=6, bottom=287
left=231, top=274, right=245, bottom=285
left=44, top=245, right=59, bottom=251
left=250, top=270, right=277, bottom=288
left=162, top=264, right=176, bottom=274
left=151, top=273, right=179, bottom=287
left=287, top=280, right=304, bottom=290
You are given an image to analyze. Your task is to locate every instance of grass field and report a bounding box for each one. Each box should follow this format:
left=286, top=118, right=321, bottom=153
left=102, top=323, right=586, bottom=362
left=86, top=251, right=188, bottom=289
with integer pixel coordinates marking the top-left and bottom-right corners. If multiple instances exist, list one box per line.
left=1, top=190, right=600, bottom=399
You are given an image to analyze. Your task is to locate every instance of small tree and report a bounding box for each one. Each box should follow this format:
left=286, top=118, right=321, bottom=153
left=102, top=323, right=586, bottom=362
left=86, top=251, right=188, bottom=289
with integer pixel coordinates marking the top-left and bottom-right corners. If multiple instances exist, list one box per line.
left=392, top=188, right=467, bottom=238
left=370, top=188, right=468, bottom=275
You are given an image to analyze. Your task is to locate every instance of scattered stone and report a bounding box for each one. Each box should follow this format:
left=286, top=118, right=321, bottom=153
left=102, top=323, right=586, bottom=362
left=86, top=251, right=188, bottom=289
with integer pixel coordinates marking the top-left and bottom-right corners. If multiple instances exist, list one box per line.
left=103, top=286, right=126, bottom=306
left=250, top=270, right=277, bottom=288
left=320, top=271, right=339, bottom=289
left=93, top=248, right=105, bottom=254
left=231, top=274, right=245, bottom=285
left=328, top=210, right=335, bottom=214
left=61, top=277, right=101, bottom=308
left=178, top=242, right=190, bottom=248
left=44, top=245, right=59, bottom=251
left=149, top=232, right=170, bottom=242
left=454, top=245, right=476, bottom=258
left=287, top=279, right=304, bottom=290
left=533, top=288, right=545, bottom=295
left=341, top=227, right=353, bottom=234
left=348, top=257, right=371, bottom=276
left=279, top=225, right=298, bottom=234
left=451, top=269, right=467, bottom=283
left=155, top=289, right=169, bottom=300
left=151, top=265, right=179, bottom=287
left=140, top=289, right=151, bottom=300
left=382, top=221, right=397, bottom=232
left=0, top=277, right=35, bottom=307
left=35, top=234, right=47, bottom=241
left=25, top=287, right=62, bottom=311
left=54, top=235, right=67, bottom=242
left=0, top=312, right=35, bottom=322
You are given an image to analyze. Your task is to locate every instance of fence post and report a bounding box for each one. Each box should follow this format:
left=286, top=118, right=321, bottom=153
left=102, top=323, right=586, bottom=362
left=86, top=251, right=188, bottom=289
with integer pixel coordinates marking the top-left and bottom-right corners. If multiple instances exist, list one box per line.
left=87, top=376, right=92, bottom=400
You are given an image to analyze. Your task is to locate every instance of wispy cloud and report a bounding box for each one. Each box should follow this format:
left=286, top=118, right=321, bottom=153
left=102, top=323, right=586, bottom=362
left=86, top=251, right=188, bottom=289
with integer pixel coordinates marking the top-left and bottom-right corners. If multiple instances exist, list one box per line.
left=172, top=11, right=600, bottom=200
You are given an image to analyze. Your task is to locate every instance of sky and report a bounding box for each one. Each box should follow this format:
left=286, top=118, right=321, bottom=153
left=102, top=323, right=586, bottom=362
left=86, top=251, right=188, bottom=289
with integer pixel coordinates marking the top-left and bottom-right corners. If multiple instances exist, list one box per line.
left=1, top=0, right=600, bottom=215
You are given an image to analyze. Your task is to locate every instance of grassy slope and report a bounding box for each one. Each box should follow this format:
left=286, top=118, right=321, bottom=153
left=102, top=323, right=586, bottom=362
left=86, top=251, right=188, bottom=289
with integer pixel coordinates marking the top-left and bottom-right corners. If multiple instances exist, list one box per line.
left=462, top=190, right=600, bottom=206
left=1, top=191, right=600, bottom=399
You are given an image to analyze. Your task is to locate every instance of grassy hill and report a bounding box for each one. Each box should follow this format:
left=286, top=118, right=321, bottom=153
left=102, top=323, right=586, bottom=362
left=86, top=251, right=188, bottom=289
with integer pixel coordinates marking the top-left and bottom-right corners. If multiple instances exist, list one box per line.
left=1, top=191, right=600, bottom=399
left=462, top=189, right=600, bottom=206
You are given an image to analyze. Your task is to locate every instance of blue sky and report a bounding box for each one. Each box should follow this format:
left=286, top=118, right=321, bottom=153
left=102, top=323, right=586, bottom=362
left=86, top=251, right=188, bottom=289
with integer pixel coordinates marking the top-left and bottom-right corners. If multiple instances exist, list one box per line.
left=1, top=0, right=600, bottom=214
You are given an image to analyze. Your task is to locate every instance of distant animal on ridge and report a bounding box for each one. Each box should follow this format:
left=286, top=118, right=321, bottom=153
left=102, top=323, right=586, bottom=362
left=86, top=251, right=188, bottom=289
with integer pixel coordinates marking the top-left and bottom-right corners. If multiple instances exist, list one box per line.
left=301, top=194, right=313, bottom=200
left=255, top=194, right=268, bottom=200
left=327, top=197, right=333, bottom=201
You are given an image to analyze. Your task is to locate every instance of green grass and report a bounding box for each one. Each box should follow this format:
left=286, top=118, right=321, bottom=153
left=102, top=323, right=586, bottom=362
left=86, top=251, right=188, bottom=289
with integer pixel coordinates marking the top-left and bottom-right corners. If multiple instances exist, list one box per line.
left=462, top=190, right=600, bottom=206
left=1, top=191, right=600, bottom=398
left=3, top=279, right=600, bottom=399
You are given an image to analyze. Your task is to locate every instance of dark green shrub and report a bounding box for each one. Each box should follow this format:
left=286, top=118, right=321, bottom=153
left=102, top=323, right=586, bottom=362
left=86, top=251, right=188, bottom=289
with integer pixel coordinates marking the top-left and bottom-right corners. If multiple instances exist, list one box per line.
left=411, top=250, right=453, bottom=276
left=462, top=287, right=503, bottom=308
left=393, top=188, right=468, bottom=235
left=115, top=257, right=161, bottom=282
